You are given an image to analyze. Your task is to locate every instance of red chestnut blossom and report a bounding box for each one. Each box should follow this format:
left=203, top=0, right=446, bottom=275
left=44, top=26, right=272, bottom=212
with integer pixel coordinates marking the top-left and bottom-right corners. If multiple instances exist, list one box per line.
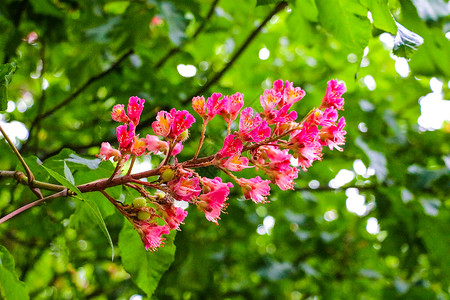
left=116, top=123, right=135, bottom=148
left=192, top=96, right=206, bottom=118
left=97, top=78, right=347, bottom=251
left=140, top=223, right=170, bottom=251
left=162, top=205, right=188, bottom=230
left=127, top=96, right=145, bottom=126
left=198, top=177, right=233, bottom=224
left=238, top=107, right=271, bottom=142
left=98, top=142, right=121, bottom=161
left=168, top=173, right=201, bottom=202
left=222, top=154, right=251, bottom=172
left=320, top=117, right=346, bottom=151
left=152, top=109, right=195, bottom=138
left=321, top=79, right=346, bottom=110
left=152, top=111, right=173, bottom=137
left=111, top=104, right=130, bottom=123
left=217, top=134, right=243, bottom=158
left=290, top=125, right=323, bottom=171
left=131, top=137, right=147, bottom=156
left=237, top=176, right=271, bottom=203
left=206, top=92, right=223, bottom=121
left=219, top=92, right=244, bottom=123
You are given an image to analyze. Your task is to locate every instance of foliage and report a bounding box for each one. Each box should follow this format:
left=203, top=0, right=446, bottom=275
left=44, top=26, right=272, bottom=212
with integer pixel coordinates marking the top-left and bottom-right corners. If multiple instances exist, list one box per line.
left=0, top=0, right=449, bottom=299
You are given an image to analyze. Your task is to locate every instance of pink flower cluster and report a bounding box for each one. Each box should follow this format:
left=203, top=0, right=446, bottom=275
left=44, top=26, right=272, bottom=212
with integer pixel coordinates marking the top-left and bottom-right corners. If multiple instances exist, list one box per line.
left=99, top=79, right=347, bottom=251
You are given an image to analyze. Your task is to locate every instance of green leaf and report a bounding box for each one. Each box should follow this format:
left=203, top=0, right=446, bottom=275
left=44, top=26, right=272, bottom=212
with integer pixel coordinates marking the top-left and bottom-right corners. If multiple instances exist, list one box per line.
left=42, top=164, right=115, bottom=260
left=359, top=0, right=397, bottom=34
left=63, top=162, right=75, bottom=185
left=119, top=221, right=176, bottom=297
left=316, top=0, right=371, bottom=56
left=0, top=62, right=17, bottom=112
left=41, top=164, right=82, bottom=196
left=0, top=246, right=30, bottom=300
left=393, top=21, right=424, bottom=59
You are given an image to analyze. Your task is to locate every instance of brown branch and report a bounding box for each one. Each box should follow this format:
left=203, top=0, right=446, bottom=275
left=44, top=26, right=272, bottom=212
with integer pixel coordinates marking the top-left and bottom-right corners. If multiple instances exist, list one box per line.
left=182, top=1, right=288, bottom=104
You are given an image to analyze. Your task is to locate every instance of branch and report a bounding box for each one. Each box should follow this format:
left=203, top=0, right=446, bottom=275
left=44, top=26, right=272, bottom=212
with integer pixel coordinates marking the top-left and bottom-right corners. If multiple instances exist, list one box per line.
left=0, top=170, right=65, bottom=191
left=0, top=125, right=36, bottom=185
left=182, top=1, right=288, bottom=104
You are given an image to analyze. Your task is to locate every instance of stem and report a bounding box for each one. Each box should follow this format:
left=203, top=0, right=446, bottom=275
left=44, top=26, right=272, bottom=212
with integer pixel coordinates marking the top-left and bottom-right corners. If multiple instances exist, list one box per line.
left=126, top=156, right=136, bottom=176
left=193, top=120, right=208, bottom=159
left=108, top=158, right=123, bottom=181
left=0, top=190, right=66, bottom=224
left=0, top=125, right=35, bottom=184
left=161, top=141, right=175, bottom=166
left=0, top=170, right=65, bottom=191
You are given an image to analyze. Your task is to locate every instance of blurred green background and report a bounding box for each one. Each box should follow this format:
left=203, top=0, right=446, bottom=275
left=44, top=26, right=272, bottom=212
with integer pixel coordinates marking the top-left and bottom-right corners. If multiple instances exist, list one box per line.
left=0, top=0, right=449, bottom=299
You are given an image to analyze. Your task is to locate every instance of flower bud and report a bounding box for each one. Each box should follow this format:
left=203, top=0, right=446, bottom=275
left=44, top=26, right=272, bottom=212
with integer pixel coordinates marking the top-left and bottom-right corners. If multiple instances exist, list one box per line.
left=161, top=168, right=175, bottom=182
left=133, top=197, right=147, bottom=208
left=177, top=129, right=189, bottom=142
left=137, top=211, right=151, bottom=220
left=155, top=191, right=166, bottom=199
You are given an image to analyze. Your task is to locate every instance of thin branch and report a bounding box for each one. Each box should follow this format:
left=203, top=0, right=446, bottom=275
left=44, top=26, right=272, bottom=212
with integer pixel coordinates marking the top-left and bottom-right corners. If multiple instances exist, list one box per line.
left=0, top=170, right=65, bottom=191
left=193, top=120, right=208, bottom=159
left=182, top=1, right=288, bottom=104
left=0, top=190, right=66, bottom=224
left=0, top=125, right=35, bottom=184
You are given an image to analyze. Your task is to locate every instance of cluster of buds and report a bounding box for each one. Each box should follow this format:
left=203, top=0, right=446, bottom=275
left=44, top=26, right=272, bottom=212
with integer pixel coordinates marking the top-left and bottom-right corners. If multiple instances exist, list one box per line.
left=98, top=79, right=347, bottom=251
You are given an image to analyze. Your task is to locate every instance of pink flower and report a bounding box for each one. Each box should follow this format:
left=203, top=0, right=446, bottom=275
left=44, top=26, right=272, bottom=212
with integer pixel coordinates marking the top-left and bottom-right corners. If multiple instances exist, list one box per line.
left=237, top=176, right=271, bottom=203
left=321, top=79, right=346, bottom=110
left=171, top=142, right=184, bottom=156
left=282, top=80, right=305, bottom=107
left=116, top=123, right=135, bottom=148
left=170, top=108, right=195, bottom=137
left=131, top=137, right=147, bottom=156
left=222, top=154, right=251, bottom=172
left=151, top=16, right=163, bottom=26
left=111, top=104, right=130, bottom=123
left=290, top=125, right=323, bottom=171
left=168, top=173, right=201, bottom=202
left=271, top=104, right=297, bottom=124
left=217, top=134, right=243, bottom=158
left=127, top=96, right=145, bottom=126
left=219, top=92, right=244, bottom=123
left=238, top=107, right=271, bottom=142
left=198, top=177, right=233, bottom=224
left=206, top=92, right=223, bottom=121
left=152, top=111, right=173, bottom=137
left=268, top=163, right=298, bottom=190
left=192, top=96, right=206, bottom=118
left=162, top=206, right=188, bottom=230
left=260, top=88, right=282, bottom=113
left=152, top=109, right=196, bottom=139
left=320, top=117, right=346, bottom=151
left=140, top=223, right=170, bottom=251
left=98, top=142, right=121, bottom=161
left=145, top=135, right=169, bottom=154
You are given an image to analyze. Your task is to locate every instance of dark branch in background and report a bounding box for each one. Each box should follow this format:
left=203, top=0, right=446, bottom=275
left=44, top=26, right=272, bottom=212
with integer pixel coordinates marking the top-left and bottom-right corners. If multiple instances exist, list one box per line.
left=154, top=0, right=220, bottom=69
left=182, top=1, right=289, bottom=104
left=22, top=49, right=134, bottom=152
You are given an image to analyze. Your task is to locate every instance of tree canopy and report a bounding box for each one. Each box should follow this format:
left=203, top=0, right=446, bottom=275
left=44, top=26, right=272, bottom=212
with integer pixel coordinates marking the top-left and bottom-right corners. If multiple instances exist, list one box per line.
left=0, top=0, right=449, bottom=299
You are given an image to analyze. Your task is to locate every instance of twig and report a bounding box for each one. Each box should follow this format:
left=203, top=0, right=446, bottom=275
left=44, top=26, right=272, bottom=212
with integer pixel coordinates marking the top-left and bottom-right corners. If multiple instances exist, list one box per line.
left=0, top=170, right=65, bottom=191
left=126, top=156, right=136, bottom=176
left=182, top=1, right=288, bottom=104
left=193, top=120, right=208, bottom=159
left=0, top=125, right=36, bottom=185
left=0, top=190, right=66, bottom=224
